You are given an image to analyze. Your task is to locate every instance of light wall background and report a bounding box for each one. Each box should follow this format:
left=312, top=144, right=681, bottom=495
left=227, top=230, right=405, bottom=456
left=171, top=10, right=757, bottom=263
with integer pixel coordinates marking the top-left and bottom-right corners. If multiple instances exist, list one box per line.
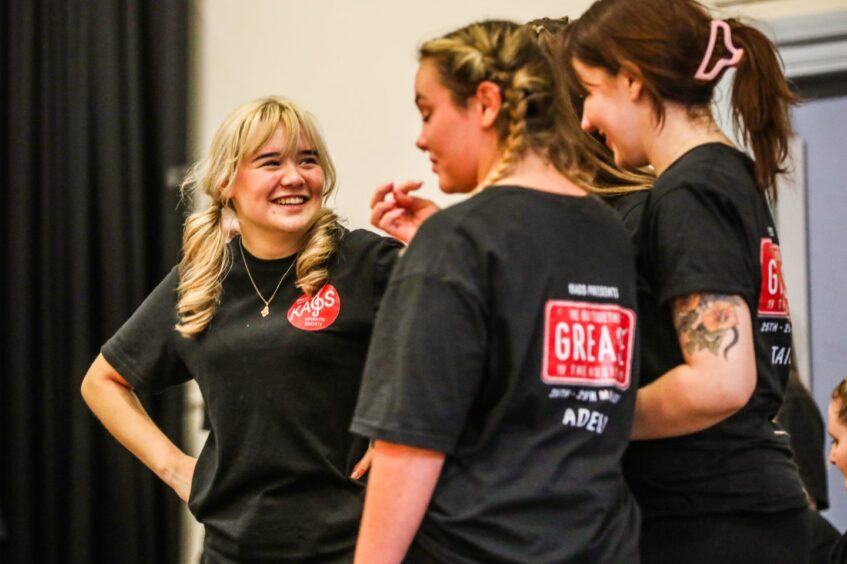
left=190, top=0, right=847, bottom=230
left=182, top=1, right=847, bottom=561
left=191, top=0, right=590, bottom=225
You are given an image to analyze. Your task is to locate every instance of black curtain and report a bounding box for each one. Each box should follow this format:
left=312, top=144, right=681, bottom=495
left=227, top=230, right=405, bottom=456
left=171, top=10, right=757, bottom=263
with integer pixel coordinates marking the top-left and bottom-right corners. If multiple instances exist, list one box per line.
left=1, top=0, right=189, bottom=562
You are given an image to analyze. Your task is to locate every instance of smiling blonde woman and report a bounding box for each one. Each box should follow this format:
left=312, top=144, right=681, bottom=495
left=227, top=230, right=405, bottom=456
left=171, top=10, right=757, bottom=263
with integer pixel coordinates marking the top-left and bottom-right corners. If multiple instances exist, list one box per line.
left=81, top=96, right=402, bottom=563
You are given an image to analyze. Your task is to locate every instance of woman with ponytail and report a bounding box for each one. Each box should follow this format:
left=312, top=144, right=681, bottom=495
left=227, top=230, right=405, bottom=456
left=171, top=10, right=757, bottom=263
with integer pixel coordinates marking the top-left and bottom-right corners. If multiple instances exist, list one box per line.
left=564, top=1, right=809, bottom=562
left=353, top=20, right=640, bottom=563
left=81, top=96, right=402, bottom=562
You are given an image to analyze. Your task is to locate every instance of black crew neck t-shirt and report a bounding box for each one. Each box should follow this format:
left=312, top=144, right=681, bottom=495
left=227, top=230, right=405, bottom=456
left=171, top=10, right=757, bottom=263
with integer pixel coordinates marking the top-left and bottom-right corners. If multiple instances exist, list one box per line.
left=607, top=189, right=650, bottom=239
left=621, top=143, right=807, bottom=518
left=102, top=228, right=402, bottom=562
left=353, top=186, right=641, bottom=564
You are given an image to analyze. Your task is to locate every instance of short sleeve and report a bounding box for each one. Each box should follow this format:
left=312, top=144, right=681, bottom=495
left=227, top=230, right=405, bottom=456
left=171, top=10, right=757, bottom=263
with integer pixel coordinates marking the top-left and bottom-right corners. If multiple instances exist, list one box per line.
left=352, top=272, right=487, bottom=453
left=646, top=184, right=753, bottom=304
left=370, top=236, right=403, bottom=311
left=101, top=267, right=191, bottom=392
left=352, top=216, right=488, bottom=454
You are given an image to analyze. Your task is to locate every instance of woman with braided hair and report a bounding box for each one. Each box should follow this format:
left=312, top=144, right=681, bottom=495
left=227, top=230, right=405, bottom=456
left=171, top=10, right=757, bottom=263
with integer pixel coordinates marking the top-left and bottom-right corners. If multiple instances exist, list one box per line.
left=81, top=96, right=402, bottom=562
left=352, top=20, right=640, bottom=563
left=369, top=16, right=653, bottom=244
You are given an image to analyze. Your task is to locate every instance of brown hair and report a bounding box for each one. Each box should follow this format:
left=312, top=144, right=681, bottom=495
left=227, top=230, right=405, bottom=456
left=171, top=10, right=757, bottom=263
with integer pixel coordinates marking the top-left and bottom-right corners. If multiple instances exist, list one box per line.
left=833, top=378, right=847, bottom=424
left=419, top=20, right=592, bottom=189
left=529, top=16, right=653, bottom=195
left=564, top=0, right=797, bottom=201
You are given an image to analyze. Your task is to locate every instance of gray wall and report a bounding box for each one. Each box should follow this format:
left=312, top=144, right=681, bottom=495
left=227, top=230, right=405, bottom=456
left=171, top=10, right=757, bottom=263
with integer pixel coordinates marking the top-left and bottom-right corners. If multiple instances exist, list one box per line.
left=794, top=93, right=847, bottom=529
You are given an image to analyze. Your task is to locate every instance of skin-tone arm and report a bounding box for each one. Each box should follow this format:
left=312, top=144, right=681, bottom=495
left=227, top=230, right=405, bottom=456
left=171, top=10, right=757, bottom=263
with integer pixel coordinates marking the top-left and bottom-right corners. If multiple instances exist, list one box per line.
left=350, top=444, right=374, bottom=480
left=370, top=181, right=440, bottom=244
left=354, top=441, right=445, bottom=564
left=80, top=354, right=197, bottom=501
left=631, top=293, right=757, bottom=440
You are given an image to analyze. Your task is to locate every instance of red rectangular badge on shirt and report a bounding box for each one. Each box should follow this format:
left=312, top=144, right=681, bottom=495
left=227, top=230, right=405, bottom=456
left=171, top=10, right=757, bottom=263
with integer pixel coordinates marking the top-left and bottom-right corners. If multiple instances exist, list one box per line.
left=758, top=238, right=790, bottom=318
left=542, top=300, right=635, bottom=390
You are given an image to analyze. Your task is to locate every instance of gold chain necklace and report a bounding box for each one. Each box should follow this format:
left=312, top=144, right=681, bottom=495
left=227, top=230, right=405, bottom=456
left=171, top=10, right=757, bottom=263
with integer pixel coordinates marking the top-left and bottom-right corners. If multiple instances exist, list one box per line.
left=238, top=237, right=297, bottom=317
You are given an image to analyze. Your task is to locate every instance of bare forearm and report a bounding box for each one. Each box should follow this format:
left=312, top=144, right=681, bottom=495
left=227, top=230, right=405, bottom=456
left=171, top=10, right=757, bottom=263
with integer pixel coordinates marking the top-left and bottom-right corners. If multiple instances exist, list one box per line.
left=81, top=355, right=192, bottom=491
left=355, top=441, right=445, bottom=564
left=632, top=293, right=756, bottom=440
left=631, top=364, right=747, bottom=439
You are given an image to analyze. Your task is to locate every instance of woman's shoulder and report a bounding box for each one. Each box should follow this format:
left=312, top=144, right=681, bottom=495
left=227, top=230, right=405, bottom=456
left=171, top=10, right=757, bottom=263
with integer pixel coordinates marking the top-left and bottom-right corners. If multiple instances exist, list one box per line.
left=339, top=228, right=403, bottom=253
left=654, top=143, right=755, bottom=196
left=334, top=228, right=404, bottom=276
left=154, top=264, right=182, bottom=294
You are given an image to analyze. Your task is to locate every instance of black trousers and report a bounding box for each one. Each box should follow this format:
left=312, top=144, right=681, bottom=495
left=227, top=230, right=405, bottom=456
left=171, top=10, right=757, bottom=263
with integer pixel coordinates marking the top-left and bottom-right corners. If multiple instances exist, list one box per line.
left=641, top=507, right=813, bottom=564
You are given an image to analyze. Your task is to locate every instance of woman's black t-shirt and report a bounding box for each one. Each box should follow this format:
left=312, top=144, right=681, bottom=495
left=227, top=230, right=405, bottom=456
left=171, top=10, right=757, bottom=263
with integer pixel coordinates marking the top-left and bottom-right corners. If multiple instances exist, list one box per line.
left=621, top=143, right=807, bottom=518
left=102, top=228, right=401, bottom=562
left=353, top=186, right=641, bottom=563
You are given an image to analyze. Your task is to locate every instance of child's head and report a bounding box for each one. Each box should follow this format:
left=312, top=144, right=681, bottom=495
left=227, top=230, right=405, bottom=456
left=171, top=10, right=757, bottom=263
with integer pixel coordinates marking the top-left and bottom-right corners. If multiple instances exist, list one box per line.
left=828, top=378, right=847, bottom=489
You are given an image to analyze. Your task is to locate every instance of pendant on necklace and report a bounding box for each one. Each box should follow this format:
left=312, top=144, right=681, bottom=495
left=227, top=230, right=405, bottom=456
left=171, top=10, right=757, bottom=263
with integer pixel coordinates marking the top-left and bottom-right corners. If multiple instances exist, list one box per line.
left=261, top=305, right=270, bottom=317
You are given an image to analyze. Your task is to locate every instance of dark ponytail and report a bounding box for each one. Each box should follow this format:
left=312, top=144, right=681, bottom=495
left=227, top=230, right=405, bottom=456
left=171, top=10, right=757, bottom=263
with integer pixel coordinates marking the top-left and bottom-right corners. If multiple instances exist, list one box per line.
left=727, top=19, right=798, bottom=201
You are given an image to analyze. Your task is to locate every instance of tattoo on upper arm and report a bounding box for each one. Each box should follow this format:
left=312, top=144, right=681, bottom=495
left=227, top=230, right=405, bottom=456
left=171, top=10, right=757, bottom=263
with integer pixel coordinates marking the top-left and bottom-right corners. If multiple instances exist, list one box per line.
left=673, top=294, right=742, bottom=359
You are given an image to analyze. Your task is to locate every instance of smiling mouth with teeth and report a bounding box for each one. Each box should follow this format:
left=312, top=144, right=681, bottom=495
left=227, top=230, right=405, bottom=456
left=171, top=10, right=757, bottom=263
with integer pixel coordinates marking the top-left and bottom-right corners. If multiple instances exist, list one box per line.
left=272, top=196, right=308, bottom=206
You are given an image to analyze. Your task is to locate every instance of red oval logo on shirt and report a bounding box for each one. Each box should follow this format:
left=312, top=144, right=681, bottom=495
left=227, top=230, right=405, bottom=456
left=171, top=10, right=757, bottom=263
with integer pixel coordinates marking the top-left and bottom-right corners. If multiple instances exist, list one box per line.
left=287, top=284, right=341, bottom=331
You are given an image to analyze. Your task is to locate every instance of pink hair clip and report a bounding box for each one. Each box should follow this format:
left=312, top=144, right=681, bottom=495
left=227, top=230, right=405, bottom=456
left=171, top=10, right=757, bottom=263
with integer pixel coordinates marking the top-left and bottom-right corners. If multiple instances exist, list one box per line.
left=695, top=20, right=744, bottom=81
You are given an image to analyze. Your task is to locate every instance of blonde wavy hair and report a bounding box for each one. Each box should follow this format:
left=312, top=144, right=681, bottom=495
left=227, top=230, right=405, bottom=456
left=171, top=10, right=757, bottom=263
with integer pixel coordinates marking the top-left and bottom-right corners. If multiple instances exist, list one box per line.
left=176, top=96, right=343, bottom=338
left=419, top=19, right=652, bottom=193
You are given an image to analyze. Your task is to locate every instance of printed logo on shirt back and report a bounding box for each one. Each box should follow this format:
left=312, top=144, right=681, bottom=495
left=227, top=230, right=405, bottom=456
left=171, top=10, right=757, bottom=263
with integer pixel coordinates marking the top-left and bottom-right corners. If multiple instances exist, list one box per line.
left=287, top=284, right=341, bottom=331
left=758, top=238, right=790, bottom=318
left=757, top=238, right=792, bottom=367
left=541, top=300, right=635, bottom=390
